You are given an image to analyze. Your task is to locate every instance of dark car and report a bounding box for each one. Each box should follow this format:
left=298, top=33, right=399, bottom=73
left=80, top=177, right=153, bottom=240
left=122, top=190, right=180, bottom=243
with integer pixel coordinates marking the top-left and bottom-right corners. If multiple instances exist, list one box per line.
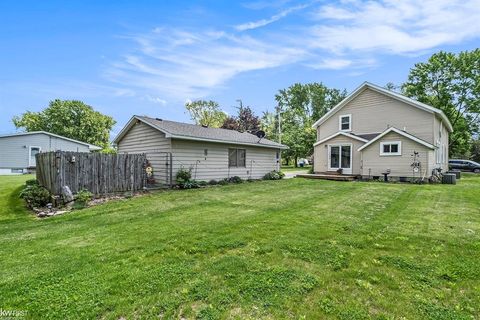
left=449, top=159, right=480, bottom=173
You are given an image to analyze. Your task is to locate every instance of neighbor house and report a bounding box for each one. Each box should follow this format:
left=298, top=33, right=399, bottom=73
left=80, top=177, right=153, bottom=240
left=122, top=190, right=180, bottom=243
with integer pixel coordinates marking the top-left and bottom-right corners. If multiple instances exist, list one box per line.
left=312, top=82, right=453, bottom=180
left=0, top=131, right=101, bottom=175
left=113, top=116, right=287, bottom=184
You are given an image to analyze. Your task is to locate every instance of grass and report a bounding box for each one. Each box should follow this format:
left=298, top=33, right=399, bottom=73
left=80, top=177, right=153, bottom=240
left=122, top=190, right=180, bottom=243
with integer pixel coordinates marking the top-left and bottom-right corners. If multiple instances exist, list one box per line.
left=1, top=174, right=479, bottom=319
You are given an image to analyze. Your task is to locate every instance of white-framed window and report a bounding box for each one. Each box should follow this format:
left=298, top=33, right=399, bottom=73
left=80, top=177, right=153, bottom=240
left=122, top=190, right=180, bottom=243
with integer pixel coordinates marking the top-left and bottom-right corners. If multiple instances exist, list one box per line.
left=380, top=141, right=401, bottom=156
left=339, top=114, right=351, bottom=132
left=29, top=146, right=41, bottom=167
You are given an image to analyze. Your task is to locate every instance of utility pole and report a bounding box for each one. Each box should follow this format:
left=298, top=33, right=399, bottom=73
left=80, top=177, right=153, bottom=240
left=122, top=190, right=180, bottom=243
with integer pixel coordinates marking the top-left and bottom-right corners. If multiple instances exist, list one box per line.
left=277, top=105, right=282, bottom=144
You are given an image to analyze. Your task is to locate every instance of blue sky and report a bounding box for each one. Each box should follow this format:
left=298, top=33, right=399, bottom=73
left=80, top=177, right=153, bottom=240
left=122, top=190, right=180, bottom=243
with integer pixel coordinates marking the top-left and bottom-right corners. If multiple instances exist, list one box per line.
left=1, top=0, right=479, bottom=137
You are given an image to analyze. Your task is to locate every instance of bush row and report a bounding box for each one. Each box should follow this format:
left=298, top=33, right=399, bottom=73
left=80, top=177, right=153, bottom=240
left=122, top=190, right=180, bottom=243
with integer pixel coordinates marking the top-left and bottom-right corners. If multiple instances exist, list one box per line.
left=175, top=168, right=285, bottom=189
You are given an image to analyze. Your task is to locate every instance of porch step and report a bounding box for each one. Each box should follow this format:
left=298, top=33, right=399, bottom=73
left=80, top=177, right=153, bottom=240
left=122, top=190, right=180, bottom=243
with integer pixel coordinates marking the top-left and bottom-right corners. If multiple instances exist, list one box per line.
left=296, top=173, right=359, bottom=181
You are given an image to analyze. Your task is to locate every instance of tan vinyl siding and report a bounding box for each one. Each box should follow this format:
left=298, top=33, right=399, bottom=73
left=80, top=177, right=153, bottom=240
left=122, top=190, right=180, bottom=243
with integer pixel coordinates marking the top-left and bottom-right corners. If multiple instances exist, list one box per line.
left=433, top=115, right=450, bottom=172
left=313, top=136, right=364, bottom=174
left=361, top=132, right=431, bottom=178
left=117, top=121, right=171, bottom=184
left=171, top=139, right=280, bottom=181
left=317, top=88, right=435, bottom=143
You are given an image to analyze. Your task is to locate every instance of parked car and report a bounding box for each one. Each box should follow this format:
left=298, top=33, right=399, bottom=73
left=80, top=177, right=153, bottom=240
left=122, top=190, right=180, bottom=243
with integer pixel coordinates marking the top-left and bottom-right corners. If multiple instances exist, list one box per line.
left=449, top=159, right=480, bottom=173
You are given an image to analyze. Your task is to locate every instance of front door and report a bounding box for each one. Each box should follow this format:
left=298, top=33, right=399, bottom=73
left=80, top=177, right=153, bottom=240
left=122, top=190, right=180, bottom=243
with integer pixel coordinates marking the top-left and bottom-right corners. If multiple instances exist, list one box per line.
left=328, top=144, right=352, bottom=174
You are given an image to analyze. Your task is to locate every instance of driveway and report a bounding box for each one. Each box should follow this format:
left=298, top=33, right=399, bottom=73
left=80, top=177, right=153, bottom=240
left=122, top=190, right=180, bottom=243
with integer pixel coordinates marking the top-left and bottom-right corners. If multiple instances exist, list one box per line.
left=284, top=170, right=308, bottom=179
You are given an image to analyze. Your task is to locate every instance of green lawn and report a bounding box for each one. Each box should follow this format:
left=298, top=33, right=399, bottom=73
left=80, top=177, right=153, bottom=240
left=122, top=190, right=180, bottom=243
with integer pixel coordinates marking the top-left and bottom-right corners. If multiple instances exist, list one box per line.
left=1, top=175, right=479, bottom=319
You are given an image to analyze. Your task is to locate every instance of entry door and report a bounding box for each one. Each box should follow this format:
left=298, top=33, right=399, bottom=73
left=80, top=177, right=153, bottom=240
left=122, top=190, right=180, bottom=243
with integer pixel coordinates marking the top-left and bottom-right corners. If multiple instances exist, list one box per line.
left=328, top=144, right=352, bottom=174
left=29, top=146, right=41, bottom=167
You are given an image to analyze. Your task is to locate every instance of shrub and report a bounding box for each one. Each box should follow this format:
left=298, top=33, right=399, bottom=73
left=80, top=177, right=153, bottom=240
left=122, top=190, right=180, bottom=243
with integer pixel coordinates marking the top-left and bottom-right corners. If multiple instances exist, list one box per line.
left=308, top=166, right=314, bottom=174
left=263, top=170, right=285, bottom=180
left=175, top=167, right=192, bottom=185
left=218, top=179, right=229, bottom=185
left=228, top=176, right=243, bottom=184
left=208, top=179, right=218, bottom=185
left=175, top=167, right=199, bottom=189
left=19, top=184, right=51, bottom=208
left=74, top=189, right=93, bottom=209
left=198, top=181, right=208, bottom=187
left=180, top=180, right=200, bottom=189
left=25, top=179, right=39, bottom=186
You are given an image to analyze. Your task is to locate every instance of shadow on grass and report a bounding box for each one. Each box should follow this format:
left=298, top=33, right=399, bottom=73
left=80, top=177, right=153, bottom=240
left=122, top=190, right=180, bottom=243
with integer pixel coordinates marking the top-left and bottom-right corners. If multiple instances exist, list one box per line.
left=3, top=185, right=31, bottom=221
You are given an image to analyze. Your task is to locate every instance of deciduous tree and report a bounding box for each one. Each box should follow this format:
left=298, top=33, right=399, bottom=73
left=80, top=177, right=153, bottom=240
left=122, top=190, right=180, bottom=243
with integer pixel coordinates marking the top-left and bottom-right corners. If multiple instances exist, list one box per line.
left=12, top=99, right=115, bottom=150
left=402, top=50, right=480, bottom=156
left=275, top=83, right=346, bottom=165
left=185, top=100, right=227, bottom=127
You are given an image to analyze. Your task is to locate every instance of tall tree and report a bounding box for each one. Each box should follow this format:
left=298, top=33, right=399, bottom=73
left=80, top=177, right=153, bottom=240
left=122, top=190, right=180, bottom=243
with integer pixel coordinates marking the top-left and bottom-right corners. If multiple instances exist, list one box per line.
left=221, top=100, right=261, bottom=132
left=260, top=111, right=278, bottom=142
left=471, top=138, right=480, bottom=163
left=275, top=83, right=347, bottom=165
left=185, top=100, right=227, bottom=127
left=12, top=99, right=115, bottom=149
left=402, top=49, right=480, bottom=156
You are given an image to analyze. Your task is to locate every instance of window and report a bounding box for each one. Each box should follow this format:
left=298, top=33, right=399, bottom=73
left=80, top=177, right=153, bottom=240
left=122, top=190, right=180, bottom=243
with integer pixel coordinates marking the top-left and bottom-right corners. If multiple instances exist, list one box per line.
left=228, top=148, right=246, bottom=167
left=339, top=114, right=351, bottom=131
left=380, top=141, right=401, bottom=156
left=11, top=168, right=24, bottom=174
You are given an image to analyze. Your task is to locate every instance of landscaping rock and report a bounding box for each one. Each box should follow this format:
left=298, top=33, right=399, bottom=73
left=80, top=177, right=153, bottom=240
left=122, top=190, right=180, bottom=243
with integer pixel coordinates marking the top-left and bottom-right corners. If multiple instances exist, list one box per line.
left=37, top=211, right=47, bottom=218
left=61, top=186, right=74, bottom=203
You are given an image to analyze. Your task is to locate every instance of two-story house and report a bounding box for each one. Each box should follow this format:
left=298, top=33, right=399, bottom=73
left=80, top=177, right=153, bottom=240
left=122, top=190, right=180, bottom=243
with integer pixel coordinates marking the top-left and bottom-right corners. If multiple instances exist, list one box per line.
left=312, top=82, right=453, bottom=180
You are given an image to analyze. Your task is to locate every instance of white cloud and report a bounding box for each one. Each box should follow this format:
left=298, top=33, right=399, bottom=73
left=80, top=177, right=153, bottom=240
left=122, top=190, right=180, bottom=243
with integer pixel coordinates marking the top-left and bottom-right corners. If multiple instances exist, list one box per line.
left=311, top=0, right=480, bottom=55
left=235, top=3, right=308, bottom=31
left=145, top=95, right=167, bottom=105
left=105, top=0, right=480, bottom=100
left=106, top=28, right=306, bottom=100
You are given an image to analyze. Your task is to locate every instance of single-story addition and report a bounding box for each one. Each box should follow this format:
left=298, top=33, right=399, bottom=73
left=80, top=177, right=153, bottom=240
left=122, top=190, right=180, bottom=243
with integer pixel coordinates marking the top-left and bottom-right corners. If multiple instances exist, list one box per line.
left=113, top=116, right=288, bottom=184
left=0, top=131, right=101, bottom=175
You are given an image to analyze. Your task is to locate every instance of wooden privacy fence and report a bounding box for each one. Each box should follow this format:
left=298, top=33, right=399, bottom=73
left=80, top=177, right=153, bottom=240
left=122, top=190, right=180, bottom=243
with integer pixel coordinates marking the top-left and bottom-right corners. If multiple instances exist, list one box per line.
left=36, top=151, right=148, bottom=196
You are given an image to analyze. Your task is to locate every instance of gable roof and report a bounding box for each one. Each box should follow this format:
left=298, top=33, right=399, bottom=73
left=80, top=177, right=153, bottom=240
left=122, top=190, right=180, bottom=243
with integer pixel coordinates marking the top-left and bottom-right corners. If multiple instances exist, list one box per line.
left=312, top=82, right=453, bottom=132
left=113, top=116, right=288, bottom=150
left=0, top=131, right=101, bottom=151
left=357, top=127, right=436, bottom=151
left=313, top=131, right=369, bottom=147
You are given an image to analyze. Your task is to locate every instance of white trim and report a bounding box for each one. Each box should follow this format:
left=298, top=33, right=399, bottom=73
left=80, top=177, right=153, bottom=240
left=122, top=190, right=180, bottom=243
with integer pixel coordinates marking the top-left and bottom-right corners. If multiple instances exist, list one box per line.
left=339, top=114, right=352, bottom=132
left=313, top=131, right=368, bottom=147
left=312, top=82, right=453, bottom=132
left=380, top=141, right=402, bottom=156
left=0, top=131, right=101, bottom=150
left=328, top=143, right=353, bottom=174
left=357, top=127, right=435, bottom=151
left=114, top=116, right=288, bottom=150
left=28, top=146, right=41, bottom=167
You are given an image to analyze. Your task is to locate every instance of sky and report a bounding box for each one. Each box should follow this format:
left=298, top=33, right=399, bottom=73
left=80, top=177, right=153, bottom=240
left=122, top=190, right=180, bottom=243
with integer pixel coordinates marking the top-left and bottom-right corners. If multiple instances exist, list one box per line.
left=1, top=0, right=479, bottom=138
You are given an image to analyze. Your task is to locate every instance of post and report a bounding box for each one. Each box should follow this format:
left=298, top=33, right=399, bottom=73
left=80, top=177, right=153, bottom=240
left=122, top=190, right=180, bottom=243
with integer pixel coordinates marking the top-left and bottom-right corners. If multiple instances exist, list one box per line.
left=277, top=105, right=282, bottom=144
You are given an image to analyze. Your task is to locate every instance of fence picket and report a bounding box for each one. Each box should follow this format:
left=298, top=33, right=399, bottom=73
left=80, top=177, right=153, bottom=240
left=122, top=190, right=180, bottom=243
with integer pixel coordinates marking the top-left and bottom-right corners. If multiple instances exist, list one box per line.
left=36, top=152, right=147, bottom=197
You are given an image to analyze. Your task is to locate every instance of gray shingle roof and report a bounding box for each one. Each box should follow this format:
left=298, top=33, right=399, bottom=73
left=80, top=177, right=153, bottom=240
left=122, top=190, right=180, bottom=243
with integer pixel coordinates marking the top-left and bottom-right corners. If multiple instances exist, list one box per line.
left=354, top=133, right=381, bottom=141
left=135, top=116, right=288, bottom=149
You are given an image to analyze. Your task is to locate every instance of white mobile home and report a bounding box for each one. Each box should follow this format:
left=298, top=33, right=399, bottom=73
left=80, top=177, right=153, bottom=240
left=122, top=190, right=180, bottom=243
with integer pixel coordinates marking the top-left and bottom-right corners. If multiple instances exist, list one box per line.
left=0, top=131, right=101, bottom=175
